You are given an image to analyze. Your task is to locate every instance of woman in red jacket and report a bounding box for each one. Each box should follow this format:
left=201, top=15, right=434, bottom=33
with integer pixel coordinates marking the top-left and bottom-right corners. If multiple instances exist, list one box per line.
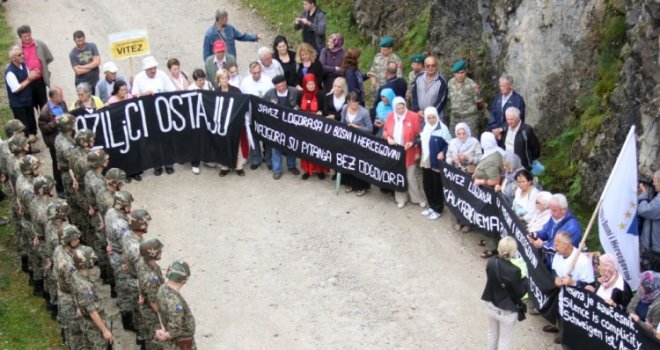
left=383, top=96, right=426, bottom=208
left=299, top=73, right=328, bottom=180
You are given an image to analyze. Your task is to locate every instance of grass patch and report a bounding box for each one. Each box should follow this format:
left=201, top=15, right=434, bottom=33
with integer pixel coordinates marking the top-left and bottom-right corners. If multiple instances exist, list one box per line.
left=0, top=6, right=65, bottom=349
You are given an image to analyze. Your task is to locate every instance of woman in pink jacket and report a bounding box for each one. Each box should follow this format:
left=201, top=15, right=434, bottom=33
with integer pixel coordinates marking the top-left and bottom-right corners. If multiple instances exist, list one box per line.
left=383, top=96, right=426, bottom=208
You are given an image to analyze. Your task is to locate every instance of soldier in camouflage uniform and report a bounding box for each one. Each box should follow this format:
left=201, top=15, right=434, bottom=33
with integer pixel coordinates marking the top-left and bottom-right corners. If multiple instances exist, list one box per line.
left=72, top=245, right=114, bottom=349
left=104, top=189, right=136, bottom=331
left=447, top=59, right=485, bottom=134
left=44, top=199, right=70, bottom=321
left=16, top=155, right=41, bottom=294
left=137, top=238, right=165, bottom=350
left=54, top=113, right=76, bottom=198
left=94, top=168, right=126, bottom=293
left=68, top=129, right=95, bottom=246
left=122, top=208, right=152, bottom=345
left=83, top=150, right=111, bottom=284
left=6, top=135, right=30, bottom=271
left=0, top=119, right=26, bottom=185
left=366, top=36, right=403, bottom=99
left=155, top=260, right=196, bottom=350
left=406, top=54, right=425, bottom=103
left=53, top=224, right=84, bottom=348
left=29, top=175, right=58, bottom=316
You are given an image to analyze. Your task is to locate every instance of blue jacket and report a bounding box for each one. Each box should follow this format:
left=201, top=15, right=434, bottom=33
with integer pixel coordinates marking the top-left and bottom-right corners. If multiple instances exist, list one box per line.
left=429, top=135, right=449, bottom=170
left=487, top=90, right=525, bottom=130
left=203, top=24, right=258, bottom=60
left=537, top=211, right=582, bottom=250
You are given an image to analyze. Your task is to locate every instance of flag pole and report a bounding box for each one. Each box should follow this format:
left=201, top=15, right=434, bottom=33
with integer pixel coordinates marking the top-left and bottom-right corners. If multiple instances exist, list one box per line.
left=565, top=126, right=636, bottom=275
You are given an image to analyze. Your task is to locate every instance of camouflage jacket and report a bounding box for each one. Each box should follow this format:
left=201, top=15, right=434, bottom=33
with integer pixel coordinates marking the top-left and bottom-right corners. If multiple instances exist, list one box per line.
left=53, top=245, right=76, bottom=297
left=72, top=271, right=104, bottom=317
left=54, top=133, right=75, bottom=171
left=137, top=260, right=164, bottom=304
left=121, top=232, right=143, bottom=278
left=104, top=208, right=130, bottom=252
left=157, top=284, right=196, bottom=340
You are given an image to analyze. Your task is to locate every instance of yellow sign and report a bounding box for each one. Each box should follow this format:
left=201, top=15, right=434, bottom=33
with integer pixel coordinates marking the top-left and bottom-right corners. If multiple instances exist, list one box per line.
left=108, top=30, right=150, bottom=60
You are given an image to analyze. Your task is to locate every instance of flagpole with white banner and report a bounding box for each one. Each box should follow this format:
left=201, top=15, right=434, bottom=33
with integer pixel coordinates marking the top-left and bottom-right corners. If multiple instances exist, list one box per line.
left=596, top=126, right=639, bottom=289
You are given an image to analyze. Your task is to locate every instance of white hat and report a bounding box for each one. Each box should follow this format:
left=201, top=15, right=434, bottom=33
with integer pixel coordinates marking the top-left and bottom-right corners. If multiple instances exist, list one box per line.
left=102, top=61, right=118, bottom=73
left=142, top=56, right=158, bottom=70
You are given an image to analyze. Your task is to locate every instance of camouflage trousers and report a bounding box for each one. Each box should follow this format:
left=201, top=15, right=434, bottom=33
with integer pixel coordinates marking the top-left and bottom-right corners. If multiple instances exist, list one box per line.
left=80, top=313, right=110, bottom=350
left=24, top=223, right=43, bottom=282
left=450, top=112, right=481, bottom=138
left=109, top=253, right=136, bottom=313
left=68, top=192, right=94, bottom=246
left=15, top=213, right=29, bottom=257
left=45, top=267, right=58, bottom=304
left=62, top=172, right=73, bottom=197
left=58, top=294, right=84, bottom=349
left=140, top=303, right=164, bottom=349
left=92, top=218, right=110, bottom=279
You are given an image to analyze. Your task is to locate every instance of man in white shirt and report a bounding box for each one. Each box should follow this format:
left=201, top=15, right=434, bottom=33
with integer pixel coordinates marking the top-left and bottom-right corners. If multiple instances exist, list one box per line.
left=131, top=56, right=176, bottom=176
left=256, top=46, right=284, bottom=80
left=240, top=61, right=273, bottom=170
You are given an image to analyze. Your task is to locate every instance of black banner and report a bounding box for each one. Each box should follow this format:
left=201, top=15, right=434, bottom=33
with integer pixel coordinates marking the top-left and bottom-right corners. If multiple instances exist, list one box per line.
left=70, top=91, right=249, bottom=175
left=439, top=162, right=560, bottom=322
left=249, top=97, right=407, bottom=191
left=561, top=286, right=660, bottom=349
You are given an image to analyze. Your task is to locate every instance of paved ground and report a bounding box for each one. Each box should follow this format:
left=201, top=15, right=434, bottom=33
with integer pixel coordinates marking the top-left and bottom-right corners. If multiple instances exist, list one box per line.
left=5, top=0, right=560, bottom=348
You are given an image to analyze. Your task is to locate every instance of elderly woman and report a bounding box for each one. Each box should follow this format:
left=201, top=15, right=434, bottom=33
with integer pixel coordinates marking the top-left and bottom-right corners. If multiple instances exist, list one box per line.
left=216, top=69, right=241, bottom=94
left=167, top=58, right=190, bottom=91
left=511, top=169, right=539, bottom=222
left=526, top=191, right=552, bottom=233
left=106, top=80, right=133, bottom=105
left=323, top=77, right=347, bottom=121
left=420, top=106, right=451, bottom=220
left=187, top=69, right=213, bottom=91
left=475, top=132, right=504, bottom=250
left=339, top=91, right=373, bottom=196
left=273, top=35, right=298, bottom=87
left=481, top=236, right=528, bottom=350
left=446, top=122, right=482, bottom=174
left=383, top=96, right=425, bottom=209
left=628, top=271, right=660, bottom=331
left=215, top=69, right=245, bottom=176
left=584, top=254, right=632, bottom=309
left=70, top=82, right=104, bottom=110
left=319, top=33, right=345, bottom=91
left=295, top=43, right=324, bottom=92
left=496, top=152, right=524, bottom=204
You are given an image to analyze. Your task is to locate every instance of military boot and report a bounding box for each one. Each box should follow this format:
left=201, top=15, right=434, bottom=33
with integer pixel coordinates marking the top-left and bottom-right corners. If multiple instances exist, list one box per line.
left=33, top=280, right=44, bottom=297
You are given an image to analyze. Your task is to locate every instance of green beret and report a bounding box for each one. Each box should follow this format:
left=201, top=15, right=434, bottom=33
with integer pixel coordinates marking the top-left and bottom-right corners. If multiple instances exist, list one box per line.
left=452, top=59, right=466, bottom=73
left=410, top=54, right=426, bottom=63
left=379, top=36, right=394, bottom=48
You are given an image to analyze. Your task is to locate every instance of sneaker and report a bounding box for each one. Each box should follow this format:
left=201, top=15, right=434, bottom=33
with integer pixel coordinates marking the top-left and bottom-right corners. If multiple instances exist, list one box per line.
left=273, top=173, right=282, bottom=180
left=428, top=211, right=441, bottom=220
left=133, top=174, right=142, bottom=181
left=421, top=208, right=433, bottom=216
left=288, top=167, right=300, bottom=176
left=356, top=189, right=366, bottom=197
left=192, top=167, right=200, bottom=175
left=397, top=202, right=406, bottom=209
left=301, top=173, right=310, bottom=180
left=235, top=169, right=245, bottom=176
left=345, top=187, right=354, bottom=193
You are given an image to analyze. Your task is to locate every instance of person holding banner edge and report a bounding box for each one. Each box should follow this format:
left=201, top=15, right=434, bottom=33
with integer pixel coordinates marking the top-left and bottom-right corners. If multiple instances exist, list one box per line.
left=473, top=131, right=503, bottom=242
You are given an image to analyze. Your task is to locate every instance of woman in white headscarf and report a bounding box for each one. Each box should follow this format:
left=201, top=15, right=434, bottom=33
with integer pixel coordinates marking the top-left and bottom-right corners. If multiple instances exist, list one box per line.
left=447, top=122, right=482, bottom=173
left=526, top=191, right=552, bottom=233
left=383, top=96, right=425, bottom=209
left=419, top=106, right=451, bottom=220
left=475, top=132, right=505, bottom=251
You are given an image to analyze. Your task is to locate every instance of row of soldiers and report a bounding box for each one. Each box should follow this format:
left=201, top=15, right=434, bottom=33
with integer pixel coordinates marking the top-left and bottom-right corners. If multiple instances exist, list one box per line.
left=0, top=116, right=196, bottom=349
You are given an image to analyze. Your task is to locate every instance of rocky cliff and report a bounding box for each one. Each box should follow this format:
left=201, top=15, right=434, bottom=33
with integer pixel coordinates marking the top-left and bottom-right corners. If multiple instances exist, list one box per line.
left=354, top=0, right=659, bottom=205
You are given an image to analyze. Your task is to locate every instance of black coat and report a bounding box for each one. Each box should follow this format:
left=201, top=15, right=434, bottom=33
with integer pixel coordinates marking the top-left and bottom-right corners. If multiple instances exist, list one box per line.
left=322, top=93, right=345, bottom=120
left=500, top=123, right=540, bottom=171
left=296, top=60, right=324, bottom=91
left=481, top=256, right=528, bottom=313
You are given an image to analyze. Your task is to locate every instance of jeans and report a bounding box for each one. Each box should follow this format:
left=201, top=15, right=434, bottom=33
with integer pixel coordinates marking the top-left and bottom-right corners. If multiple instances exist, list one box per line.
left=271, top=148, right=296, bottom=174
left=249, top=141, right=271, bottom=167
left=485, top=301, right=518, bottom=350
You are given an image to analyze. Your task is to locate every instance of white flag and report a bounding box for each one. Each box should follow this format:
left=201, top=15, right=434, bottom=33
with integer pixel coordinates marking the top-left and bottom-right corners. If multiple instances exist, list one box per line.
left=598, top=126, right=640, bottom=290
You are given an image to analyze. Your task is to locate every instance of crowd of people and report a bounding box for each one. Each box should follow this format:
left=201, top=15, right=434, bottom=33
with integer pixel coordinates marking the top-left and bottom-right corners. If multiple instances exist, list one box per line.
left=2, top=0, right=660, bottom=349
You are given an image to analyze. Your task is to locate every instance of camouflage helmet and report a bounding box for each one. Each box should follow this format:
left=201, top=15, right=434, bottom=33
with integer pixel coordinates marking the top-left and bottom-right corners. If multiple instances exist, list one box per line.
left=33, top=175, right=55, bottom=195
left=139, top=238, right=163, bottom=260
left=19, top=155, right=40, bottom=175
left=105, top=168, right=127, bottom=187
left=129, top=208, right=151, bottom=232
left=74, top=128, right=95, bottom=147
left=47, top=199, right=70, bottom=221
left=56, top=113, right=76, bottom=132
left=61, top=224, right=81, bottom=246
left=8, top=134, right=29, bottom=154
left=113, top=190, right=134, bottom=208
left=87, top=149, right=109, bottom=168
left=4, top=119, right=25, bottom=138
left=166, top=260, right=190, bottom=282
left=72, top=245, right=97, bottom=270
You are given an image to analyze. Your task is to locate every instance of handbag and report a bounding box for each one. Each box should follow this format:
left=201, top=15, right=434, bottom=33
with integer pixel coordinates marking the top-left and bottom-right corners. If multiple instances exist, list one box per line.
left=531, top=160, right=545, bottom=176
left=495, top=258, right=527, bottom=321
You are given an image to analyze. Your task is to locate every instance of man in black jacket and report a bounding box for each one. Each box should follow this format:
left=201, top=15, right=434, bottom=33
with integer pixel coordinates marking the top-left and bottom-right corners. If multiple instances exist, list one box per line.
left=500, top=106, right=540, bottom=171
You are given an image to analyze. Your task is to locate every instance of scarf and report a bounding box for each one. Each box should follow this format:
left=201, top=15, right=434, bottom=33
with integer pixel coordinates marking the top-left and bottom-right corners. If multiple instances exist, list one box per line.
left=640, top=270, right=660, bottom=303
left=503, top=151, right=523, bottom=181
left=375, top=88, right=395, bottom=122
left=597, top=254, right=620, bottom=290
left=328, top=33, right=344, bottom=54
left=392, top=96, right=407, bottom=146
left=480, top=132, right=505, bottom=161
left=300, top=73, right=319, bottom=112
left=420, top=106, right=450, bottom=162
left=453, top=122, right=477, bottom=153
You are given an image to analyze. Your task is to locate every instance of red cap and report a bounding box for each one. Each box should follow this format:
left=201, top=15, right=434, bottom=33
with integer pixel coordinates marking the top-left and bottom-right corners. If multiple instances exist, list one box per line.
left=213, top=40, right=226, bottom=53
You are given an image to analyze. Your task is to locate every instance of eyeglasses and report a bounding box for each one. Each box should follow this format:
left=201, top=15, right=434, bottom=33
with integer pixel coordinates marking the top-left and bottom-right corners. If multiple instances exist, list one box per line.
left=16, top=53, right=24, bottom=57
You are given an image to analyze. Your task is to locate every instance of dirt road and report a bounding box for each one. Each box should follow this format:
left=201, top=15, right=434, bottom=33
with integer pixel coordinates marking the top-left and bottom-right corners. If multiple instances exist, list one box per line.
left=5, top=1, right=559, bottom=349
